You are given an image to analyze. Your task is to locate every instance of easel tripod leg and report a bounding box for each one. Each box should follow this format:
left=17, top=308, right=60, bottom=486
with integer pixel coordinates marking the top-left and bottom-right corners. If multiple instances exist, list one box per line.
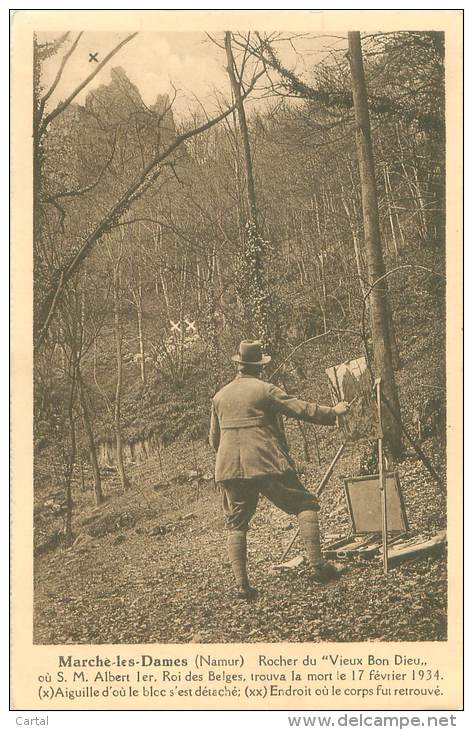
left=280, top=441, right=347, bottom=562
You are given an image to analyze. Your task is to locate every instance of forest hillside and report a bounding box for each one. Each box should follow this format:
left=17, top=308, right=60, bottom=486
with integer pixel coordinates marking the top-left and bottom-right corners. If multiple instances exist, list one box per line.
left=33, top=31, right=447, bottom=643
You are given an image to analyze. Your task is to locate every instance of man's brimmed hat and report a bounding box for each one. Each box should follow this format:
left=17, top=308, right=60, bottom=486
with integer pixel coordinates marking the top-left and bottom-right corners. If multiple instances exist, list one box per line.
left=231, top=340, right=271, bottom=366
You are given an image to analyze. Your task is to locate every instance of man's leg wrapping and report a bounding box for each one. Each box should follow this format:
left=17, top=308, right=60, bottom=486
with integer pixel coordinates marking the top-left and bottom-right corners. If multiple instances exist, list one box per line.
left=221, top=480, right=258, bottom=593
left=227, top=530, right=249, bottom=589
left=298, top=509, right=323, bottom=568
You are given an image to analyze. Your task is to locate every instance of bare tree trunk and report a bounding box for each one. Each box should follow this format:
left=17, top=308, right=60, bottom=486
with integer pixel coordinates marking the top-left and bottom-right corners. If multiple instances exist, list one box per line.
left=225, top=32, right=257, bottom=222
left=136, top=278, right=146, bottom=384
left=77, top=369, right=104, bottom=505
left=202, top=251, right=220, bottom=389
left=348, top=31, right=402, bottom=457
left=383, top=161, right=405, bottom=250
left=341, top=195, right=368, bottom=300
left=153, top=221, right=172, bottom=318
left=93, top=336, right=98, bottom=382
left=215, top=254, right=226, bottom=329
left=385, top=294, right=401, bottom=371
left=383, top=163, right=399, bottom=261
left=159, top=268, right=171, bottom=314
left=113, top=259, right=130, bottom=490
left=196, top=261, right=202, bottom=310
left=230, top=108, right=246, bottom=241
left=313, top=193, right=322, bottom=262
left=353, top=232, right=367, bottom=296
left=411, top=162, right=428, bottom=242
left=318, top=252, right=328, bottom=331
left=225, top=31, right=272, bottom=350
left=64, top=360, right=77, bottom=546
left=134, top=227, right=146, bottom=385
left=427, top=156, right=445, bottom=246
left=178, top=251, right=188, bottom=377
left=396, top=123, right=428, bottom=243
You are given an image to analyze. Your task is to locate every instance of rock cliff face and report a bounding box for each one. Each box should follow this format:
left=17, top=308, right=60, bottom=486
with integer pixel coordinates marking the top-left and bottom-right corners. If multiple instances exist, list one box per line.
left=85, top=66, right=176, bottom=153
left=42, top=66, right=178, bottom=248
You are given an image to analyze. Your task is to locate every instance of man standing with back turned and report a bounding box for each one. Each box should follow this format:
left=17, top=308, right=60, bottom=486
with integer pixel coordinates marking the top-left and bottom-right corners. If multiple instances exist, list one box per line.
left=209, top=340, right=349, bottom=600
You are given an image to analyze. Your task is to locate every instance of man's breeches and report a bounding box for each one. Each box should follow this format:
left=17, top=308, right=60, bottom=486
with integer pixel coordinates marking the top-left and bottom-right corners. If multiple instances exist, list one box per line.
left=220, top=470, right=319, bottom=531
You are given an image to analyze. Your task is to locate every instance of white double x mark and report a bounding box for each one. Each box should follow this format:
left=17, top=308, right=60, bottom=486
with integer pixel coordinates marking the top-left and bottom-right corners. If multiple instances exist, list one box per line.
left=184, top=318, right=196, bottom=334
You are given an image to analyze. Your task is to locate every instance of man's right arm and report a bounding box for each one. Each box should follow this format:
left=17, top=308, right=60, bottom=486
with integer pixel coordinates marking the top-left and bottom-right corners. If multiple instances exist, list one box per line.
left=266, top=383, right=337, bottom=426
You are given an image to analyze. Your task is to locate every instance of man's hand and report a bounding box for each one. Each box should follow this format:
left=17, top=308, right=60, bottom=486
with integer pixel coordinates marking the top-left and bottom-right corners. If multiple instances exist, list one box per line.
left=333, top=401, right=350, bottom=416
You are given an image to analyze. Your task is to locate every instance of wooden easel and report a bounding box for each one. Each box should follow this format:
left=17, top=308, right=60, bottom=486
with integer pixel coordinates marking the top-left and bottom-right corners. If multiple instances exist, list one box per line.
left=280, top=386, right=390, bottom=571
left=280, top=395, right=358, bottom=562
left=280, top=440, right=348, bottom=562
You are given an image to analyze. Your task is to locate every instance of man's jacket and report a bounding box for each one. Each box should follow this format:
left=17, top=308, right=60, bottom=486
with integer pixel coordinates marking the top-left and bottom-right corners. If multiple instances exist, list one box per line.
left=209, top=373, right=336, bottom=482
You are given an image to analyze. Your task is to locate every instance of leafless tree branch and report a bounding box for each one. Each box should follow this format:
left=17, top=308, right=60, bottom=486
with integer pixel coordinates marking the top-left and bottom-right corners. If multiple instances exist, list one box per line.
left=38, top=32, right=83, bottom=121
left=35, top=68, right=265, bottom=350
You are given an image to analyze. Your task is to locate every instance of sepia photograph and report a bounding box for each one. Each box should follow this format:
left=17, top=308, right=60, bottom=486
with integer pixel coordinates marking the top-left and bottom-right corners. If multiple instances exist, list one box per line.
left=27, top=18, right=452, bottom=652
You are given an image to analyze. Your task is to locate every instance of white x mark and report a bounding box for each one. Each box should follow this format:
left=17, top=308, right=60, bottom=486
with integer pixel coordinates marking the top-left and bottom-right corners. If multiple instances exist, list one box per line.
left=185, top=318, right=196, bottom=333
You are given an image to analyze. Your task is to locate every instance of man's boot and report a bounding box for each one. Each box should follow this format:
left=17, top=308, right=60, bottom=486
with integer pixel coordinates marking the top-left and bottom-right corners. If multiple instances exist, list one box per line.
left=227, top=531, right=257, bottom=600
left=297, top=510, right=344, bottom=584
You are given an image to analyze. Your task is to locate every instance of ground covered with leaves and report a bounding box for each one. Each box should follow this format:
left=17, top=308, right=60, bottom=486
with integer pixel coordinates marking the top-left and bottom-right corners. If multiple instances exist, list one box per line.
left=34, top=434, right=447, bottom=645
left=34, top=266, right=448, bottom=645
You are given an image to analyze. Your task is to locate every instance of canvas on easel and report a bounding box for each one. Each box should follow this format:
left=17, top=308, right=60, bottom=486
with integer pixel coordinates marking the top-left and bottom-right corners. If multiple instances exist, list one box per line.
left=325, top=356, right=378, bottom=441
